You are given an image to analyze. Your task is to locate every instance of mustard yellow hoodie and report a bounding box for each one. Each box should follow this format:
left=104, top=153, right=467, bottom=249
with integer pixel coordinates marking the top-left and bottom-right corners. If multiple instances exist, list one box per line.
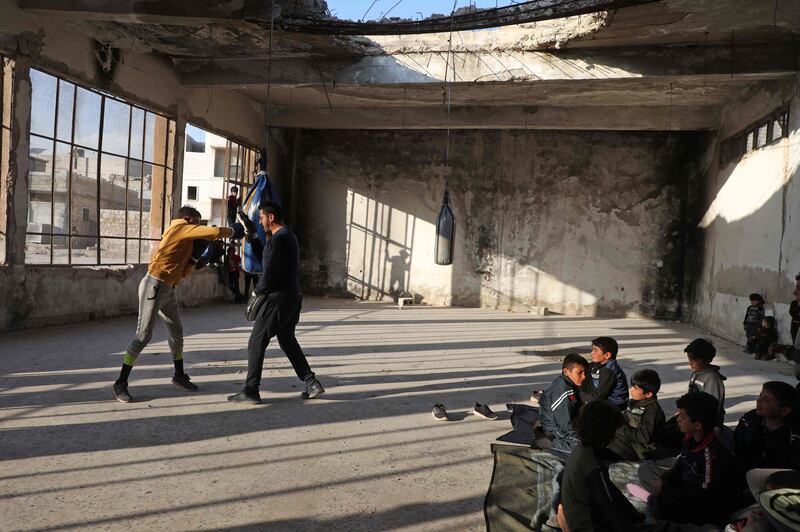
left=148, top=219, right=232, bottom=287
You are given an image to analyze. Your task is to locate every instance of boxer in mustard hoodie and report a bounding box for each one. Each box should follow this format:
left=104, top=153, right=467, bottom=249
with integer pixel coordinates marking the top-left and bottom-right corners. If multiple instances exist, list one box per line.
left=112, top=205, right=243, bottom=403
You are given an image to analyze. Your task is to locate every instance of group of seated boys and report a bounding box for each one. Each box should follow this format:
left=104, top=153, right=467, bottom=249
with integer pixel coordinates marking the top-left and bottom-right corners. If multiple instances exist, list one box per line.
left=530, top=337, right=800, bottom=532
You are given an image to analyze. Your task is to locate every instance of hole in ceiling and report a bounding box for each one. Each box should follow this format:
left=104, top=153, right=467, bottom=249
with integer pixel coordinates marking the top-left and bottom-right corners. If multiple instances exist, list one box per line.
left=326, top=0, right=518, bottom=22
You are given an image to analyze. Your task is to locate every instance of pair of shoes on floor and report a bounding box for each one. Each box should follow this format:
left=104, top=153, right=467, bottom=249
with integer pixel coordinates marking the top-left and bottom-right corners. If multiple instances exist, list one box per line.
left=227, top=390, right=263, bottom=404
left=300, top=377, right=325, bottom=399
left=473, top=402, right=498, bottom=420
left=113, top=374, right=198, bottom=403
left=432, top=403, right=448, bottom=421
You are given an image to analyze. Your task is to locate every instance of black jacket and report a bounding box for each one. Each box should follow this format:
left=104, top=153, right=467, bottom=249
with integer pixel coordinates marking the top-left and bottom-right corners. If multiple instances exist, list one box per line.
left=540, top=374, right=583, bottom=452
left=581, top=359, right=628, bottom=408
left=653, top=432, right=735, bottom=525
left=608, top=396, right=666, bottom=461
left=561, top=444, right=644, bottom=531
left=254, top=227, right=301, bottom=297
left=733, top=409, right=800, bottom=473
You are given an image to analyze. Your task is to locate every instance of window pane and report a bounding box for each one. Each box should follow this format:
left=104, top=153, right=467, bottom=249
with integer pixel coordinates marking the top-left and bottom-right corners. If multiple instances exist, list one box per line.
left=74, top=87, right=101, bottom=149
left=229, top=144, right=240, bottom=180
left=142, top=165, right=166, bottom=239
left=185, top=124, right=205, bottom=153
left=71, top=148, right=98, bottom=236
left=30, top=69, right=56, bottom=137
left=71, top=237, right=97, bottom=264
left=126, top=239, right=140, bottom=264
left=772, top=119, right=784, bottom=140
left=140, top=239, right=157, bottom=264
left=757, top=124, right=768, bottom=148
left=166, top=120, right=176, bottom=169
left=100, top=237, right=125, bottom=264
left=56, top=80, right=75, bottom=142
left=52, top=235, right=68, bottom=264
left=144, top=112, right=169, bottom=164
left=53, top=142, right=71, bottom=234
left=100, top=154, right=127, bottom=237
left=127, top=160, right=143, bottom=238
left=130, top=108, right=144, bottom=159
left=213, top=149, right=225, bottom=177
left=28, top=135, right=53, bottom=233
left=102, top=98, right=130, bottom=156
left=25, top=234, right=51, bottom=264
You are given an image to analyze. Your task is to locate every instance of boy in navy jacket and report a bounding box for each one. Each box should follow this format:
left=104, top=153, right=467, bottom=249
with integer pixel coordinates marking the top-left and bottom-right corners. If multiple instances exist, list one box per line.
left=581, top=336, right=629, bottom=409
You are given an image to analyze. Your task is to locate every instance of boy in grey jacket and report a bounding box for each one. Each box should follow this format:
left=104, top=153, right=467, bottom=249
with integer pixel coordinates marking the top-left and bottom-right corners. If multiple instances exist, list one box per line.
left=685, top=338, right=727, bottom=424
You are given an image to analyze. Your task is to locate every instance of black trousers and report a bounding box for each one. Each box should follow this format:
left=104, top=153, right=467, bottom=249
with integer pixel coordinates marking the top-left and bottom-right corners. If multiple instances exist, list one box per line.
left=245, top=293, right=312, bottom=394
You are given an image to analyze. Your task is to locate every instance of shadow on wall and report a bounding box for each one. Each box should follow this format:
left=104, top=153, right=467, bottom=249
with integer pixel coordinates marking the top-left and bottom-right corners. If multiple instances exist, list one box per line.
left=344, top=189, right=417, bottom=302
left=295, top=129, right=713, bottom=318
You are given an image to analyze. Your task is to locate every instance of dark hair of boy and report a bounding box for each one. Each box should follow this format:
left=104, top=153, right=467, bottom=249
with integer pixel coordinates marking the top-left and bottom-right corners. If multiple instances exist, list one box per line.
left=765, top=470, right=800, bottom=490
left=685, top=338, right=716, bottom=363
left=631, top=369, right=661, bottom=396
left=591, top=336, right=618, bottom=358
left=259, top=201, right=284, bottom=224
left=575, top=401, right=624, bottom=448
left=764, top=316, right=776, bottom=328
left=178, top=205, right=201, bottom=219
left=676, top=392, right=720, bottom=431
left=762, top=380, right=798, bottom=413
left=750, top=293, right=765, bottom=303
left=563, top=353, right=590, bottom=371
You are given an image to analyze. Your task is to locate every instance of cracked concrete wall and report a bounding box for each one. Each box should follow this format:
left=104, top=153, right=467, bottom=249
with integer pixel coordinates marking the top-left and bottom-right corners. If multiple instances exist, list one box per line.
left=691, top=77, right=800, bottom=345
left=294, top=128, right=708, bottom=318
left=0, top=265, right=228, bottom=330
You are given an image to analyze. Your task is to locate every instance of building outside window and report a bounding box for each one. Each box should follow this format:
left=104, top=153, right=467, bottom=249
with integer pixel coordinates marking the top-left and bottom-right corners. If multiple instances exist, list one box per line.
left=26, top=68, right=176, bottom=265
left=182, top=123, right=258, bottom=228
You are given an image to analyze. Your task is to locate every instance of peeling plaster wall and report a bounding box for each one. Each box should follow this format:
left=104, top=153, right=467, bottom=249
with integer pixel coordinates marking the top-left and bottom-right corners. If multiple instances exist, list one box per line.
left=295, top=129, right=708, bottom=318
left=691, top=79, right=800, bottom=345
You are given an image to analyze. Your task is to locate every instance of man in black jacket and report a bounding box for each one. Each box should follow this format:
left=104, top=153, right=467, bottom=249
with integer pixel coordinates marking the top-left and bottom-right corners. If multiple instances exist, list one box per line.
left=228, top=202, right=324, bottom=404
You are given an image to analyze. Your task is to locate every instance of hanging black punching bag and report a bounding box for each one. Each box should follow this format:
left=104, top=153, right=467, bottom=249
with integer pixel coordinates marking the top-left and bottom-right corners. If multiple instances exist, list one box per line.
left=435, top=190, right=455, bottom=265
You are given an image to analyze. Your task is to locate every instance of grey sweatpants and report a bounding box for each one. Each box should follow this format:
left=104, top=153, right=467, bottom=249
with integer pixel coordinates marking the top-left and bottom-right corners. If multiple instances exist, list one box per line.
left=125, top=274, right=184, bottom=360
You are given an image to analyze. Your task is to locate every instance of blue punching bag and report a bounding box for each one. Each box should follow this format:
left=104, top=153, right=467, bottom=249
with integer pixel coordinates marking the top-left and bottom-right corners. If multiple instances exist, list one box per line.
left=242, top=150, right=281, bottom=274
left=435, top=190, right=455, bottom=265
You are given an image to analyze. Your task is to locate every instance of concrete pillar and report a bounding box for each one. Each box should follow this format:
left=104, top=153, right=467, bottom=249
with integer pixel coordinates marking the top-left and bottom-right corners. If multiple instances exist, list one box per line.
left=5, top=55, right=31, bottom=266
left=0, top=56, right=13, bottom=265
left=171, top=102, right=186, bottom=216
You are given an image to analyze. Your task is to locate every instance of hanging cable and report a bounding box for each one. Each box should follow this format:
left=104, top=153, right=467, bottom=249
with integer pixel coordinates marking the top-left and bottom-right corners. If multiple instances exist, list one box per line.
left=434, top=0, right=459, bottom=266
left=444, top=0, right=458, bottom=194
left=264, top=2, right=275, bottom=158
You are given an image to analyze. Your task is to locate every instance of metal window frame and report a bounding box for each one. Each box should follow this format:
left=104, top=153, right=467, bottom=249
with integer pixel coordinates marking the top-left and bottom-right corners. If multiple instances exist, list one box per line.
left=26, top=67, right=177, bottom=266
left=720, top=104, right=790, bottom=166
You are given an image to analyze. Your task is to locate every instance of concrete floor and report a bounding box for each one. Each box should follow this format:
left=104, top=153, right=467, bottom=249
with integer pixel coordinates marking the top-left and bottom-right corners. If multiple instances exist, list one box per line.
left=0, top=298, right=796, bottom=531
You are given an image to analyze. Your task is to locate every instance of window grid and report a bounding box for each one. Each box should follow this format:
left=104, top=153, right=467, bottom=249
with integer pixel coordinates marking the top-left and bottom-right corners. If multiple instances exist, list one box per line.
left=720, top=105, right=790, bottom=166
left=26, top=68, right=175, bottom=266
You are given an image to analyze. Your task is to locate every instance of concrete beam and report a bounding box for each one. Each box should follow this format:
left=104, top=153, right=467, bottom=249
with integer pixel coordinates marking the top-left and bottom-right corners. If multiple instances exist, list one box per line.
left=18, top=0, right=272, bottom=27
left=179, top=44, right=799, bottom=87
left=268, top=104, right=720, bottom=130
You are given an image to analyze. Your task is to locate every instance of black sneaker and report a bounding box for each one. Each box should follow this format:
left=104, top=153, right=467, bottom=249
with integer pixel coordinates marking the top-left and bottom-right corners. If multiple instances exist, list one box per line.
left=113, top=381, right=133, bottom=403
left=172, top=374, right=199, bottom=391
left=432, top=403, right=448, bottom=421
left=227, top=391, right=262, bottom=404
left=301, top=378, right=325, bottom=399
left=473, top=402, right=497, bottom=420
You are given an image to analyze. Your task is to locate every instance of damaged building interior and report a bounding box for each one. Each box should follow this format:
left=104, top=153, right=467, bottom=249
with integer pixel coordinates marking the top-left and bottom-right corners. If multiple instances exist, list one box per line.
left=1, top=0, right=800, bottom=529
